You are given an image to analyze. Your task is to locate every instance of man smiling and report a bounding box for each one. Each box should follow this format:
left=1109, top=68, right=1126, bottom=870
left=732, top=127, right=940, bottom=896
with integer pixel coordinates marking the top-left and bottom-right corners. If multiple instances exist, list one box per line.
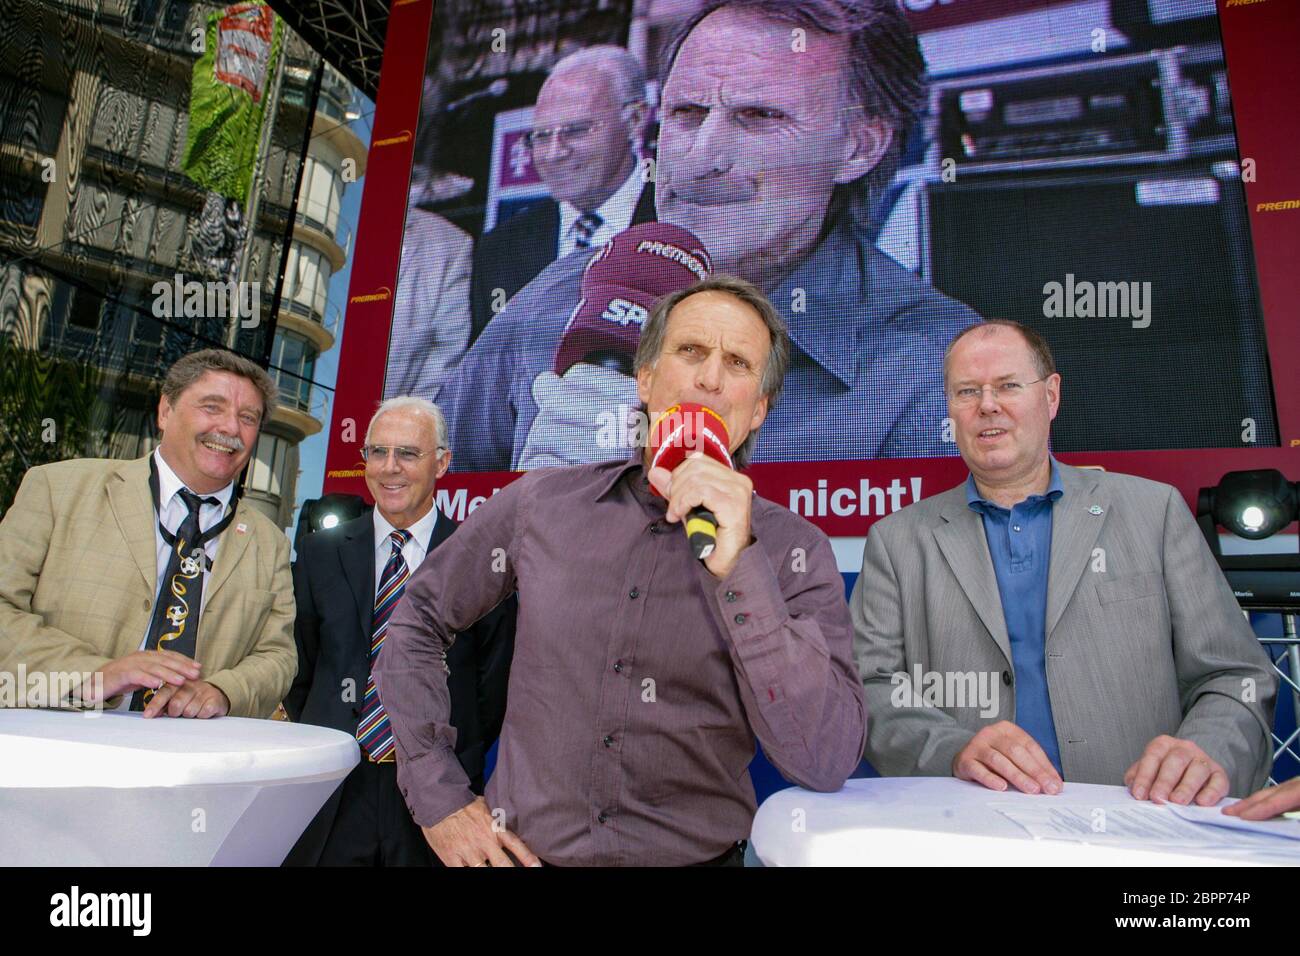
left=285, top=397, right=514, bottom=866
left=375, top=276, right=865, bottom=866
left=0, top=349, right=296, bottom=718
left=466, top=45, right=655, bottom=345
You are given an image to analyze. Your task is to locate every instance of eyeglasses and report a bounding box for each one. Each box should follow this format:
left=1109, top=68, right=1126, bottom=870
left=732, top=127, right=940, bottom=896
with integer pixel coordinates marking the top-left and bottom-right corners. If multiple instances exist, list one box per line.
left=523, top=103, right=639, bottom=153
left=360, top=444, right=445, bottom=464
left=947, top=378, right=1046, bottom=407
left=523, top=119, right=607, bottom=152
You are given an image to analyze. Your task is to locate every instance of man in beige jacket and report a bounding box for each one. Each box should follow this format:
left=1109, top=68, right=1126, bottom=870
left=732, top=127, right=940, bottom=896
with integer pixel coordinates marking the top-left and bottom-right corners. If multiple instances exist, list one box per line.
left=0, top=348, right=295, bottom=718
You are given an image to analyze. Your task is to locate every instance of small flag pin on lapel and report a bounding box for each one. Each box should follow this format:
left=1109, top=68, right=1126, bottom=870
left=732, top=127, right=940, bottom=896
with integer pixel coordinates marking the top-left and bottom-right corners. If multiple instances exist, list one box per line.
left=1088, top=505, right=1103, bottom=516
left=236, top=522, right=248, bottom=534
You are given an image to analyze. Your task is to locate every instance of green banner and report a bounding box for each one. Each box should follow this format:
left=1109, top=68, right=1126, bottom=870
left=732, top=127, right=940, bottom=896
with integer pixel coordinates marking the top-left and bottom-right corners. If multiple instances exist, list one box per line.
left=181, top=2, right=282, bottom=207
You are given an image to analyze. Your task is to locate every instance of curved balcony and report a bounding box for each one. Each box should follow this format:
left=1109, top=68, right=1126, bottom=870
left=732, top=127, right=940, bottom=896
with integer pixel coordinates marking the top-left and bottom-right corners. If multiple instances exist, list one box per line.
left=268, top=367, right=328, bottom=439
left=309, top=109, right=367, bottom=177
left=318, top=65, right=354, bottom=122
left=293, top=197, right=353, bottom=263
left=292, top=204, right=348, bottom=273
left=276, top=298, right=339, bottom=353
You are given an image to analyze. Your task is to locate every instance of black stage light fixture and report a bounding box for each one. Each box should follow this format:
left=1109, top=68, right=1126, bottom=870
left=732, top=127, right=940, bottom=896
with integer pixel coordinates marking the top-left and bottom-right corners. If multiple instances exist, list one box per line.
left=1205, top=470, right=1298, bottom=540
left=294, top=493, right=369, bottom=554
left=1197, top=470, right=1300, bottom=611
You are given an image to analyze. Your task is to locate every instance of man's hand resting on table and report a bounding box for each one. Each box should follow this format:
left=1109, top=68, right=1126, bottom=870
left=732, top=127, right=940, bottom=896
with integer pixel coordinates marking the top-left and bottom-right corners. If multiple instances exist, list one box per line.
left=953, top=720, right=1064, bottom=795
left=421, top=796, right=542, bottom=867
left=81, top=647, right=210, bottom=712
left=1223, top=776, right=1300, bottom=820
left=140, top=678, right=229, bottom=719
left=1124, top=735, right=1228, bottom=806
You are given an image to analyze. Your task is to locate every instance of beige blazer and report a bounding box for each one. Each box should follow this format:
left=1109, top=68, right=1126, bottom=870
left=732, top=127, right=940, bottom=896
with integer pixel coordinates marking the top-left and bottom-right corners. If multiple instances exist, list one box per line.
left=0, top=454, right=295, bottom=717
left=852, top=462, right=1277, bottom=796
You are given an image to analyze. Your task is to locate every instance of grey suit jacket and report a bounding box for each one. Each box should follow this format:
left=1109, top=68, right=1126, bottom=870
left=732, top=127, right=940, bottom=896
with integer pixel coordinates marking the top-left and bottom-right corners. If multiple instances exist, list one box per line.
left=851, top=462, right=1276, bottom=796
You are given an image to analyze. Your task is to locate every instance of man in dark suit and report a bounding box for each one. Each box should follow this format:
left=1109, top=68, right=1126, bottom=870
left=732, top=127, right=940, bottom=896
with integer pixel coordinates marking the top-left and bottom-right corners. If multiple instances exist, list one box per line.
left=468, top=45, right=657, bottom=344
left=284, top=397, right=514, bottom=866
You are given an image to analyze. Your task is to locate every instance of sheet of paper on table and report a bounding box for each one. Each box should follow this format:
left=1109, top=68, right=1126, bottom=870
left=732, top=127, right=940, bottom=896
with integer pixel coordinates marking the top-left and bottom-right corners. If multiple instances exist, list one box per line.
left=990, top=802, right=1300, bottom=857
left=1166, top=802, right=1300, bottom=842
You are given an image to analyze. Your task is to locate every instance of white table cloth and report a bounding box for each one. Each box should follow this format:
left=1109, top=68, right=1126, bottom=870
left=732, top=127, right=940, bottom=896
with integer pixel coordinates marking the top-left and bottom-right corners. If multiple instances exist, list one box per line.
left=751, top=776, right=1300, bottom=866
left=0, top=709, right=358, bottom=866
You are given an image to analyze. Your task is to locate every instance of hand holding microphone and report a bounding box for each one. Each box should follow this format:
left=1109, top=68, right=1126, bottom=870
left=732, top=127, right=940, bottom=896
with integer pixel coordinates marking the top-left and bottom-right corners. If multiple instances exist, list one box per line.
left=647, top=403, right=755, bottom=579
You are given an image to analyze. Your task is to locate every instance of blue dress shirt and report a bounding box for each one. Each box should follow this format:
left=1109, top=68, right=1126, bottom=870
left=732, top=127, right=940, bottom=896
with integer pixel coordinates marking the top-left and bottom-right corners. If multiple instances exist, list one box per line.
left=966, top=459, right=1065, bottom=775
left=436, top=218, right=982, bottom=471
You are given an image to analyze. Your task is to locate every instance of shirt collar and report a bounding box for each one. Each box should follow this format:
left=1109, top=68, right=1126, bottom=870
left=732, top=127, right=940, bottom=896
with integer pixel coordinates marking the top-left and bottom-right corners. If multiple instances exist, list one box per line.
left=592, top=450, right=652, bottom=502
left=966, top=456, right=1064, bottom=513
left=373, top=502, right=440, bottom=552
left=153, top=447, right=234, bottom=514
left=769, top=218, right=871, bottom=390
left=557, top=164, right=642, bottom=242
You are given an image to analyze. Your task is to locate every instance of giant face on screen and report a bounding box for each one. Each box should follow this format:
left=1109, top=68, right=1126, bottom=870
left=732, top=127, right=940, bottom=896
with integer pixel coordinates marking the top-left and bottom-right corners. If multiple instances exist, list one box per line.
left=383, top=0, right=1277, bottom=474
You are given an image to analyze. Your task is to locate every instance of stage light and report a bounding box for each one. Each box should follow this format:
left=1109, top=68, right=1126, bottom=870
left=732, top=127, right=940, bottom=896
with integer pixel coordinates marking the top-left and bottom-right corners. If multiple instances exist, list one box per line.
left=1196, top=469, right=1300, bottom=611
left=1241, top=506, right=1265, bottom=534
left=1202, top=470, right=1298, bottom=541
left=294, top=493, right=368, bottom=555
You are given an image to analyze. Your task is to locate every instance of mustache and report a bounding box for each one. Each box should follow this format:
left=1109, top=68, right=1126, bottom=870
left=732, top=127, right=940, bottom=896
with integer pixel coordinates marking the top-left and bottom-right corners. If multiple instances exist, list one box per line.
left=664, top=174, right=758, bottom=206
left=198, top=432, right=245, bottom=453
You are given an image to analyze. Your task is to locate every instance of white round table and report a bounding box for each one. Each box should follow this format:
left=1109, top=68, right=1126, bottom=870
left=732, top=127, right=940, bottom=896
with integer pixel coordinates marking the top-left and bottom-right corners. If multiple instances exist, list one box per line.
left=751, top=777, right=1300, bottom=866
left=0, top=709, right=358, bottom=866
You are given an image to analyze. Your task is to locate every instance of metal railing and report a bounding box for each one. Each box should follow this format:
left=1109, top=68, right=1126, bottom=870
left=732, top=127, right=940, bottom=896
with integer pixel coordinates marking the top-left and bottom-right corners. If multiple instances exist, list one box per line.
left=321, top=299, right=341, bottom=339
left=270, top=361, right=329, bottom=419
left=282, top=295, right=338, bottom=338
left=294, top=199, right=352, bottom=258
left=318, top=65, right=354, bottom=121
left=1262, top=615, right=1300, bottom=785
left=283, top=295, right=318, bottom=323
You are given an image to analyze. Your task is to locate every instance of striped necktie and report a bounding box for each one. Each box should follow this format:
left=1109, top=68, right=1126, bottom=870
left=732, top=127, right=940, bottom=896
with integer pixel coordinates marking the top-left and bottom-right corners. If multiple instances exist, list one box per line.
left=356, top=528, right=413, bottom=762
left=572, top=211, right=603, bottom=250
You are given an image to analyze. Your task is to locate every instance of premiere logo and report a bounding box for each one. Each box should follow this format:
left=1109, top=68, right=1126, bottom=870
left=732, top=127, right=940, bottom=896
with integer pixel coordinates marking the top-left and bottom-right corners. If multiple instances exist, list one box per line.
left=349, top=286, right=392, bottom=304
left=371, top=130, right=413, bottom=148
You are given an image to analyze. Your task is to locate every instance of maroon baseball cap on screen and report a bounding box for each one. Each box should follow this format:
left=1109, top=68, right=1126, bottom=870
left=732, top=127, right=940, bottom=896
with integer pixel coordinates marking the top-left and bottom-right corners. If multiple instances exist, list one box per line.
left=554, top=222, right=712, bottom=376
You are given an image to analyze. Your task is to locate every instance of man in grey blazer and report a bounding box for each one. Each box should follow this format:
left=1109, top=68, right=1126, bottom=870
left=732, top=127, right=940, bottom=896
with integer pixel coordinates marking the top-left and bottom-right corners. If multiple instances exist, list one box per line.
left=853, top=320, right=1276, bottom=803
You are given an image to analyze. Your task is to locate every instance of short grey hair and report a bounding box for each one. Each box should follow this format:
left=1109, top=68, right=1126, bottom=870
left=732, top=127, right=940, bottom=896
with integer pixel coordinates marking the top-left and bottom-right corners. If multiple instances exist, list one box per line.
left=365, top=396, right=448, bottom=451
left=162, top=348, right=277, bottom=426
left=633, top=274, right=791, bottom=470
left=550, top=45, right=647, bottom=109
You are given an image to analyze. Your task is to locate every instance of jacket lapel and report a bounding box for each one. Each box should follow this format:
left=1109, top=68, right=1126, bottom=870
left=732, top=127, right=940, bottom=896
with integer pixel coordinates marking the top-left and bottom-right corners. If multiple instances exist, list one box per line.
left=426, top=509, right=455, bottom=554
left=204, top=497, right=255, bottom=604
left=339, top=515, right=376, bottom=641
left=531, top=201, right=561, bottom=278
left=106, top=456, right=159, bottom=594
left=932, top=485, right=1013, bottom=667
left=1045, top=464, right=1109, bottom=640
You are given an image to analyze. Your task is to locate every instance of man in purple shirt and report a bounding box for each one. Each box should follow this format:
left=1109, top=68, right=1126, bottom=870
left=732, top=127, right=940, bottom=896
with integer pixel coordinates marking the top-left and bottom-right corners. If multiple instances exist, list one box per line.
left=375, top=274, right=866, bottom=866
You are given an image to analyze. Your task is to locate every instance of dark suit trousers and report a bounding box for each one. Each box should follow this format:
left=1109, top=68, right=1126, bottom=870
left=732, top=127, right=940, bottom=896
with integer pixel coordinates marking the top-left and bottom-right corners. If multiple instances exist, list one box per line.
left=315, top=759, right=441, bottom=867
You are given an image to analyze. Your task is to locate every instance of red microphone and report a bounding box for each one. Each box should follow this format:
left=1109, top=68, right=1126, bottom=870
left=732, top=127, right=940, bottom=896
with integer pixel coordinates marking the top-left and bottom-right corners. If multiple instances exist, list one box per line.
left=554, top=222, right=711, bottom=378
left=648, top=402, right=732, bottom=560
